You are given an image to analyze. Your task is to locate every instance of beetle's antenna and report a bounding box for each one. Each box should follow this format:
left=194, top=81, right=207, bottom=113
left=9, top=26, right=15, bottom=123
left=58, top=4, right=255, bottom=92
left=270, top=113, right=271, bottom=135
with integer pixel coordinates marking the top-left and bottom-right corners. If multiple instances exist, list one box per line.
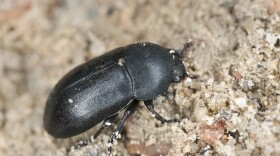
left=176, top=40, right=193, bottom=58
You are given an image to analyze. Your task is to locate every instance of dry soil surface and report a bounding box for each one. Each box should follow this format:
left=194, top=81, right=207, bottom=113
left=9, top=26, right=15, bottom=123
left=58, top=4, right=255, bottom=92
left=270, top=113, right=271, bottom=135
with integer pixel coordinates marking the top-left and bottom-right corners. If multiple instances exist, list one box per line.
left=0, top=0, right=280, bottom=156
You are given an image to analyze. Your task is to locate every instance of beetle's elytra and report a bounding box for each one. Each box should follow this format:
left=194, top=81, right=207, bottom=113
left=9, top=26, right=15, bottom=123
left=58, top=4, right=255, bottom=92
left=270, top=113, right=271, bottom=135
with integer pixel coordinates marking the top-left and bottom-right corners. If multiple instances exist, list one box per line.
left=44, top=42, right=190, bottom=154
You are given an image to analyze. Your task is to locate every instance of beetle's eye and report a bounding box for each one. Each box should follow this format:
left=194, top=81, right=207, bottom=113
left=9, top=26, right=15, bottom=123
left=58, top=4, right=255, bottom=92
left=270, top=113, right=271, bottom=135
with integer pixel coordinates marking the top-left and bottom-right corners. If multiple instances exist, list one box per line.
left=173, top=76, right=181, bottom=83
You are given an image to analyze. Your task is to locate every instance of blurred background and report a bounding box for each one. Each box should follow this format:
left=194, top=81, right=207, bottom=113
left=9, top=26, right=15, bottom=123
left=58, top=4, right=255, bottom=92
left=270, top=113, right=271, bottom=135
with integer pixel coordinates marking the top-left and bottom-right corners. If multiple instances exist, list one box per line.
left=0, top=0, right=279, bottom=155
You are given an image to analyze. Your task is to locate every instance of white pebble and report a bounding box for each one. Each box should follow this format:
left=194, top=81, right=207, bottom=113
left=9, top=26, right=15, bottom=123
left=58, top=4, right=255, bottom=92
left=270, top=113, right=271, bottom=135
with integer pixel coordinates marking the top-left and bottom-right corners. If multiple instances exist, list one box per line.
left=247, top=80, right=254, bottom=87
left=234, top=97, right=247, bottom=108
left=186, top=77, right=192, bottom=82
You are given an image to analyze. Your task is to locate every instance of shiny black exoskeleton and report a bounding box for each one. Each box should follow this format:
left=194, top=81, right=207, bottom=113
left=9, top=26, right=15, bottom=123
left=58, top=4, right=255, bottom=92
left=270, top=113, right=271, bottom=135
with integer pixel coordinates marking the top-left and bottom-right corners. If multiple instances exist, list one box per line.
left=44, top=42, right=189, bottom=155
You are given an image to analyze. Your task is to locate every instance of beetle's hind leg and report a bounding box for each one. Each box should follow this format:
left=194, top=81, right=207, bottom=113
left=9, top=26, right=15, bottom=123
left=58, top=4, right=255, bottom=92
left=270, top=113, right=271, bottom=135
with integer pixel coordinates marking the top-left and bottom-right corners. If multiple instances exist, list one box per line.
left=108, top=100, right=139, bottom=156
left=144, top=100, right=180, bottom=124
left=72, top=114, right=119, bottom=150
left=91, top=113, right=119, bottom=142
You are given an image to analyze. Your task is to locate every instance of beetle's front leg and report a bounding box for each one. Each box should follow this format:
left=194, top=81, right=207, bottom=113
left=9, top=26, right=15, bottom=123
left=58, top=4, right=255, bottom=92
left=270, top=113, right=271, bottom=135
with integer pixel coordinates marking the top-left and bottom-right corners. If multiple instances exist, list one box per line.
left=108, top=100, right=139, bottom=156
left=144, top=100, right=180, bottom=124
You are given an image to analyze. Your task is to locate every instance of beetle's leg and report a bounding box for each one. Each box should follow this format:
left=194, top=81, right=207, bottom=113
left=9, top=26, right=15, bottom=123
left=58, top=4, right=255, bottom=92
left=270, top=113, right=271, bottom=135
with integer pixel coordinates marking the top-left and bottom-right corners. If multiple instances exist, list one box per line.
left=72, top=114, right=118, bottom=150
left=91, top=113, right=119, bottom=142
left=144, top=100, right=180, bottom=124
left=108, top=100, right=139, bottom=155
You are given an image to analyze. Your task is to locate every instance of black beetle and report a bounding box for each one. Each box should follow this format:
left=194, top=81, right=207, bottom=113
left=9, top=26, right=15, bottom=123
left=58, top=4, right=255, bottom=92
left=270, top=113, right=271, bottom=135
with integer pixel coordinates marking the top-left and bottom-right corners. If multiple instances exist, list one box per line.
left=44, top=42, right=192, bottom=155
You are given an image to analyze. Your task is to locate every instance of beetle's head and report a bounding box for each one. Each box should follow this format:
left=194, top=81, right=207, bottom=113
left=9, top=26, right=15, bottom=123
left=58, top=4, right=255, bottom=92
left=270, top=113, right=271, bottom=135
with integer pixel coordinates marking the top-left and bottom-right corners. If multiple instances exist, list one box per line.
left=171, top=51, right=186, bottom=83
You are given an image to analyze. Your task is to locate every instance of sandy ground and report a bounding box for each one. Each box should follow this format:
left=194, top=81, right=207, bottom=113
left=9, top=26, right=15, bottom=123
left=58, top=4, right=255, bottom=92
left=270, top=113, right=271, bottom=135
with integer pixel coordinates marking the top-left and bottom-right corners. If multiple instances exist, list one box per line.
left=0, top=0, right=280, bottom=156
